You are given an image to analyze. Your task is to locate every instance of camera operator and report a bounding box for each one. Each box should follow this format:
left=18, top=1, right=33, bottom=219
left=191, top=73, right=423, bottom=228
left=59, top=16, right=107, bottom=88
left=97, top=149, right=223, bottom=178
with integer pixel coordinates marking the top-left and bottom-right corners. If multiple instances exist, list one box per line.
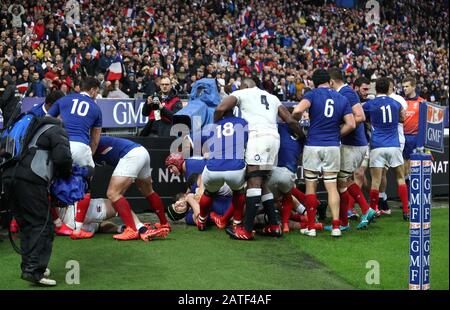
left=0, top=76, right=20, bottom=126
left=1, top=116, right=73, bottom=286
left=140, top=77, right=183, bottom=137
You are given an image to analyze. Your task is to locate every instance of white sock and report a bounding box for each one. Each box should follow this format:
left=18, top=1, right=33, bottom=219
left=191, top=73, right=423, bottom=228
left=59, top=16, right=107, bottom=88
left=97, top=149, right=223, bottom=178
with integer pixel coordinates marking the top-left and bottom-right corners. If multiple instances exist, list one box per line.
left=136, top=222, right=144, bottom=231
left=296, top=203, right=306, bottom=215
left=74, top=222, right=84, bottom=232
left=378, top=192, right=387, bottom=201
left=53, top=219, right=62, bottom=227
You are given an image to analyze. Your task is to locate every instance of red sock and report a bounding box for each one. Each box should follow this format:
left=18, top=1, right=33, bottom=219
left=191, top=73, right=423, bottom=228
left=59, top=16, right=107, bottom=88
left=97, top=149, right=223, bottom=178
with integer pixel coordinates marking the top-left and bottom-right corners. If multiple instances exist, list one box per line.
left=290, top=213, right=303, bottom=222
left=398, top=184, right=409, bottom=213
left=75, top=194, right=91, bottom=223
left=369, top=189, right=379, bottom=211
left=146, top=192, right=168, bottom=225
left=347, top=183, right=369, bottom=214
left=281, top=194, right=294, bottom=225
left=50, top=208, right=60, bottom=222
left=198, top=194, right=214, bottom=219
left=232, top=192, right=245, bottom=223
left=222, top=202, right=234, bottom=222
left=347, top=195, right=355, bottom=211
left=291, top=187, right=306, bottom=204
left=305, top=194, right=318, bottom=230
left=339, top=190, right=350, bottom=227
left=113, top=197, right=137, bottom=230
left=332, top=219, right=341, bottom=229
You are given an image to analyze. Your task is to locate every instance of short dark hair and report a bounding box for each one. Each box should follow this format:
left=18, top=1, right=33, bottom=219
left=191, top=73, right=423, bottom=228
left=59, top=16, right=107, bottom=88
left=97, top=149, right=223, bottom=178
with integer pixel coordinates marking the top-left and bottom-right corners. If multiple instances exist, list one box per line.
left=45, top=90, right=65, bottom=106
left=311, top=69, right=330, bottom=87
left=80, top=76, right=100, bottom=92
left=328, top=67, right=343, bottom=82
left=402, top=76, right=416, bottom=86
left=387, top=77, right=395, bottom=86
left=354, top=77, right=370, bottom=87
left=375, top=77, right=390, bottom=94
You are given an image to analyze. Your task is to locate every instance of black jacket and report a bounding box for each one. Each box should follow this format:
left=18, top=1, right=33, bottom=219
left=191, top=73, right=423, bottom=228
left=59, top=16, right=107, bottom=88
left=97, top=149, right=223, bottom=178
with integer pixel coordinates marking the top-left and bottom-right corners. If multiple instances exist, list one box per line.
left=0, top=84, right=19, bottom=126
left=2, top=117, right=73, bottom=186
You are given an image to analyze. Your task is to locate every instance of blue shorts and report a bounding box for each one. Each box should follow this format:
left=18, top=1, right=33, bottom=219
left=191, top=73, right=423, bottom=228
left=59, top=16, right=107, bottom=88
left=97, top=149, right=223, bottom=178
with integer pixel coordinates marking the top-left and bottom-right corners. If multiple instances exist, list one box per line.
left=185, top=196, right=232, bottom=226
left=403, top=134, right=418, bottom=160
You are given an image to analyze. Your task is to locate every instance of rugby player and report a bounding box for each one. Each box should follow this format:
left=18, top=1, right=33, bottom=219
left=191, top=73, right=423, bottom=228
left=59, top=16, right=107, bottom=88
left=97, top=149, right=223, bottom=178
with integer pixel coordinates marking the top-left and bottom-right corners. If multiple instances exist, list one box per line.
left=47, top=77, right=102, bottom=239
left=93, top=136, right=170, bottom=241
left=363, top=78, right=409, bottom=220
left=328, top=68, right=376, bottom=231
left=293, top=69, right=356, bottom=237
left=214, top=78, right=303, bottom=240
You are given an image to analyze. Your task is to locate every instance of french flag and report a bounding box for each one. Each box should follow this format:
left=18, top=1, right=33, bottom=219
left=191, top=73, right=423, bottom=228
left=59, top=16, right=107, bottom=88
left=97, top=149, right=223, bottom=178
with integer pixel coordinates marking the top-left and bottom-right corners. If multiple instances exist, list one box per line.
left=239, top=7, right=251, bottom=25
left=70, top=54, right=82, bottom=72
left=260, top=30, right=270, bottom=39
left=303, top=37, right=313, bottom=48
left=400, top=15, right=409, bottom=23
left=227, top=26, right=233, bottom=40
left=106, top=61, right=123, bottom=81
left=90, top=47, right=100, bottom=59
left=248, top=29, right=257, bottom=39
left=17, top=82, right=29, bottom=93
left=240, top=34, right=248, bottom=47
left=145, top=7, right=155, bottom=16
left=122, top=8, right=135, bottom=19
left=318, top=26, right=327, bottom=36
left=342, top=62, right=353, bottom=73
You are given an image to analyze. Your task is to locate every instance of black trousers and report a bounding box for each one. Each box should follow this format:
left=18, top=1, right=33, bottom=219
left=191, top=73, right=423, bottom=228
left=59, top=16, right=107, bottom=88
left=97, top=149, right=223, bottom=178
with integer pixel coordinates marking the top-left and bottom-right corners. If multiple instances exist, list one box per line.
left=7, top=179, right=54, bottom=282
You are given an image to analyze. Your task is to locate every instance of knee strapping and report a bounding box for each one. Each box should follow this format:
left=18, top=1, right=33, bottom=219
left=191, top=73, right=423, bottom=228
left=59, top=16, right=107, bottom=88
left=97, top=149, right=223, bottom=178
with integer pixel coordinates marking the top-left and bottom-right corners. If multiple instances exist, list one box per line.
left=246, top=188, right=262, bottom=198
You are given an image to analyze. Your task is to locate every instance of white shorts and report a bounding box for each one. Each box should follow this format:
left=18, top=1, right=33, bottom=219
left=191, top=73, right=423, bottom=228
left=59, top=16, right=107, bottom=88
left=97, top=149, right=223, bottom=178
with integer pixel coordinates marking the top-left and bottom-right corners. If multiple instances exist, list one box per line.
left=202, top=167, right=246, bottom=192
left=340, top=145, right=369, bottom=173
left=70, top=141, right=95, bottom=168
left=245, top=130, right=280, bottom=169
left=112, top=146, right=152, bottom=180
left=59, top=198, right=112, bottom=233
left=267, top=166, right=297, bottom=197
left=369, top=147, right=404, bottom=168
left=302, top=145, right=341, bottom=173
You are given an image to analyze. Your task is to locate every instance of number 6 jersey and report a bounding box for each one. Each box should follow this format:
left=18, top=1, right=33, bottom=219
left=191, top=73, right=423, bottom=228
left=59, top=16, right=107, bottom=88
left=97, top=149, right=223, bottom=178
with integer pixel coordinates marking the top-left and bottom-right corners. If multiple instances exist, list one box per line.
left=47, top=93, right=102, bottom=145
left=303, top=88, right=352, bottom=147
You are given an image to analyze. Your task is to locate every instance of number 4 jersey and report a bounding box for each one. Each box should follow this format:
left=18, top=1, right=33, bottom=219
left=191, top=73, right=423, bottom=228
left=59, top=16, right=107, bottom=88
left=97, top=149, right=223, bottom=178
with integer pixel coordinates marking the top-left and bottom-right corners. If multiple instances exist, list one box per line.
left=303, top=88, right=352, bottom=147
left=47, top=93, right=102, bottom=145
left=231, top=87, right=281, bottom=133
left=363, top=95, right=402, bottom=149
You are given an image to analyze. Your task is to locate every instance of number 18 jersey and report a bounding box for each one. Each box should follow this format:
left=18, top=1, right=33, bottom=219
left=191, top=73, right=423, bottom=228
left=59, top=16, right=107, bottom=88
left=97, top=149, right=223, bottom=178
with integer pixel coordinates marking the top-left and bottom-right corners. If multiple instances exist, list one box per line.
left=48, top=93, right=102, bottom=145
left=303, top=88, right=352, bottom=147
left=231, top=87, right=281, bottom=133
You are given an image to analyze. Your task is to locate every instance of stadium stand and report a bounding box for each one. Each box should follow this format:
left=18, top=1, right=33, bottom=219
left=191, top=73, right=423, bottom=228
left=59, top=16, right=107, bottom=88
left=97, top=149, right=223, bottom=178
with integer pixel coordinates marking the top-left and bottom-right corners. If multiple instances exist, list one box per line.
left=0, top=0, right=448, bottom=109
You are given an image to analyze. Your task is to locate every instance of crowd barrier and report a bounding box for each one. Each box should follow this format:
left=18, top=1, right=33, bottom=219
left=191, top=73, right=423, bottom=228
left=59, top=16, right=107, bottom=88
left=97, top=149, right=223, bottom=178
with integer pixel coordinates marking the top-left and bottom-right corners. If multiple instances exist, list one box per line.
left=90, top=136, right=449, bottom=213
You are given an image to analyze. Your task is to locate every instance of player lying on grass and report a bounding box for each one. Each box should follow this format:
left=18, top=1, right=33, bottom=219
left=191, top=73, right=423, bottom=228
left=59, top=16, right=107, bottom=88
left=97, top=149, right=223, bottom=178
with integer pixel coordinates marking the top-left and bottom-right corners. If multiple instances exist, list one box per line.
left=167, top=172, right=234, bottom=227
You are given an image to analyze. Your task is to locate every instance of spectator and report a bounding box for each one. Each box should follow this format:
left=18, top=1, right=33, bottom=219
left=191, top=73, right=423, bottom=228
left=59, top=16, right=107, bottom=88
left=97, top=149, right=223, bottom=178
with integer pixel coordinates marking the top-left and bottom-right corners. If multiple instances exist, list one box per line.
left=7, top=4, right=25, bottom=29
left=0, top=75, right=19, bottom=126
left=140, top=77, right=183, bottom=137
left=27, top=72, right=46, bottom=97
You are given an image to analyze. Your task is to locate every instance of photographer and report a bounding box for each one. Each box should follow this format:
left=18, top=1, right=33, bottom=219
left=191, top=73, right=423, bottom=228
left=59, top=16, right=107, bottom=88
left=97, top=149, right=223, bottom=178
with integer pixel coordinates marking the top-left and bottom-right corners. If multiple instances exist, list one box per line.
left=140, top=77, right=183, bottom=137
left=0, top=76, right=19, bottom=126
left=1, top=116, right=73, bottom=286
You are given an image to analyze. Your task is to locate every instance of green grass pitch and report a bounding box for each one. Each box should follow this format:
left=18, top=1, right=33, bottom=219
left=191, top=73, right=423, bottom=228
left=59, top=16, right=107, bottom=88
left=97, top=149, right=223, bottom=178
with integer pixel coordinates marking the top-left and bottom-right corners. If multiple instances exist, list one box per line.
left=0, top=206, right=448, bottom=290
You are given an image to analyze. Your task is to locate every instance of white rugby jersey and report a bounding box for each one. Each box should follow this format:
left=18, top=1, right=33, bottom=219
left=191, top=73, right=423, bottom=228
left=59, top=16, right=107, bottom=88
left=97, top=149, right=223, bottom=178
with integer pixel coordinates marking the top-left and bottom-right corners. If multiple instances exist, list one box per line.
left=231, top=87, right=281, bottom=132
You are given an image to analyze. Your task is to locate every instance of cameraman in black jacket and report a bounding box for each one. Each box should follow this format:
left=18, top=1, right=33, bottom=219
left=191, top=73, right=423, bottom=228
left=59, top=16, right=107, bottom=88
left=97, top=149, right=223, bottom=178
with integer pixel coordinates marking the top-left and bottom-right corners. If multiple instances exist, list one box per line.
left=139, top=77, right=183, bottom=137
left=1, top=116, right=73, bottom=286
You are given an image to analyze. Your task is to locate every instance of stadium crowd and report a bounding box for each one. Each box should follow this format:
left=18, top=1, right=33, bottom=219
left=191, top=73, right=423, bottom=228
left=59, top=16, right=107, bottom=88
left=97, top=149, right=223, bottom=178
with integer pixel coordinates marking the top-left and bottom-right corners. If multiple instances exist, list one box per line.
left=0, top=0, right=448, bottom=106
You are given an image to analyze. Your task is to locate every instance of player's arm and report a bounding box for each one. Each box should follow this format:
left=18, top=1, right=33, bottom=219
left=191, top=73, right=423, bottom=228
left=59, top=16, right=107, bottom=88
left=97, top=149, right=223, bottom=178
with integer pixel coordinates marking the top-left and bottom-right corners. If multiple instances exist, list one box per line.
left=399, top=106, right=405, bottom=123
left=292, top=98, right=311, bottom=121
left=278, top=105, right=304, bottom=140
left=341, top=113, right=356, bottom=137
left=89, top=127, right=101, bottom=155
left=214, top=95, right=237, bottom=122
left=352, top=103, right=365, bottom=125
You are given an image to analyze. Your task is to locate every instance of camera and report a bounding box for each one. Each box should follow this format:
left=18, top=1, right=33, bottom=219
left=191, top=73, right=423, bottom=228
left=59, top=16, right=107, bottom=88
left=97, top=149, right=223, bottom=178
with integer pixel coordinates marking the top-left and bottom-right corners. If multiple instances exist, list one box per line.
left=149, top=93, right=161, bottom=110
